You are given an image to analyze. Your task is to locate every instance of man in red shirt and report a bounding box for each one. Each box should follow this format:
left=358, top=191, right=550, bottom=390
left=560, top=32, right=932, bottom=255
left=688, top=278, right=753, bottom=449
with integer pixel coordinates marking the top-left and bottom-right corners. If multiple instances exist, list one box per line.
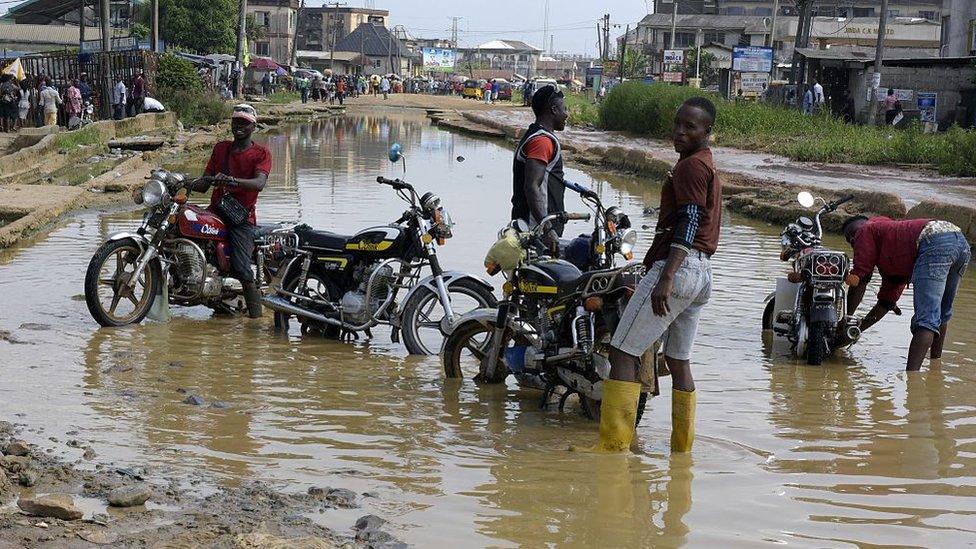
left=576, top=97, right=721, bottom=454
left=195, top=104, right=272, bottom=318
left=844, top=216, right=970, bottom=371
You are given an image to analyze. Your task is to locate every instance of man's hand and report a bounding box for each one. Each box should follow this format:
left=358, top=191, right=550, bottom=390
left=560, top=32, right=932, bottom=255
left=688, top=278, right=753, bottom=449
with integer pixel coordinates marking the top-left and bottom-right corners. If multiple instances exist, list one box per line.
left=543, top=229, right=560, bottom=256
left=651, top=274, right=673, bottom=316
left=213, top=173, right=237, bottom=187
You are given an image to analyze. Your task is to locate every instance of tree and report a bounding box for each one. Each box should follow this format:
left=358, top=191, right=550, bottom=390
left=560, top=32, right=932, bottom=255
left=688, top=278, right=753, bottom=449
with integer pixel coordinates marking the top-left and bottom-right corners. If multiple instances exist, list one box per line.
left=245, top=14, right=266, bottom=44
left=683, top=48, right=718, bottom=87
left=621, top=49, right=648, bottom=80
left=160, top=0, right=239, bottom=54
left=130, top=23, right=150, bottom=41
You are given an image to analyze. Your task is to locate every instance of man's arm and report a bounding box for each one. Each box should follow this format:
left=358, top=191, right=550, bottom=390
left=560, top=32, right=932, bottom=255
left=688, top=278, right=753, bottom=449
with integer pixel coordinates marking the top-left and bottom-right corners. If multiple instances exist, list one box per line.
left=847, top=277, right=869, bottom=315
left=215, top=172, right=267, bottom=192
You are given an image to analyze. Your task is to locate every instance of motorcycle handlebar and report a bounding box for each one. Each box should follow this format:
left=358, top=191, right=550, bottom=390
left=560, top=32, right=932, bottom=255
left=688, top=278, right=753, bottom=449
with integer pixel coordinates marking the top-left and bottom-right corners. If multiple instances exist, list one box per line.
left=376, top=176, right=411, bottom=191
left=828, top=195, right=855, bottom=210
left=564, top=212, right=591, bottom=221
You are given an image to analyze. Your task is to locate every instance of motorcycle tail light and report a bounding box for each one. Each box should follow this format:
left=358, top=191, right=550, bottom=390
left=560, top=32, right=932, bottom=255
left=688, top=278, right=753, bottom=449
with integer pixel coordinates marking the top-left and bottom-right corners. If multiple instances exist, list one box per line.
left=583, top=296, right=603, bottom=312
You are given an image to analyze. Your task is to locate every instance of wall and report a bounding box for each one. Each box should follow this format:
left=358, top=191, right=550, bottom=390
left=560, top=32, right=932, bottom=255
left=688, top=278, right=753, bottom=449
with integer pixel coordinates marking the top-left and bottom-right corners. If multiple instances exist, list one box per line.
left=943, top=0, right=976, bottom=56
left=248, top=4, right=296, bottom=63
left=849, top=64, right=976, bottom=127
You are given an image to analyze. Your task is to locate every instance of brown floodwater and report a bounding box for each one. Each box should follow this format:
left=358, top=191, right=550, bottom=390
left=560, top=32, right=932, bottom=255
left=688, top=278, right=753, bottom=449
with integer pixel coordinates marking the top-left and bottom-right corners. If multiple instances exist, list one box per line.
left=1, top=109, right=975, bottom=547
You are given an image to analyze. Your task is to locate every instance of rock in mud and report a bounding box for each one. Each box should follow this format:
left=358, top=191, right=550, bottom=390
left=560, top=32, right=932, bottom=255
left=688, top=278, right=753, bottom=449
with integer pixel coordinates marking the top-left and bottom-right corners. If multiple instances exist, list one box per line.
left=210, top=401, right=231, bottom=409
left=354, top=515, right=386, bottom=531
left=182, top=394, right=206, bottom=406
left=4, top=439, right=30, bottom=456
left=235, top=532, right=335, bottom=548
left=18, top=323, right=50, bottom=331
left=77, top=529, right=118, bottom=545
left=0, top=469, right=13, bottom=501
left=107, top=484, right=151, bottom=507
left=19, top=469, right=38, bottom=487
left=17, top=493, right=84, bottom=520
left=82, top=447, right=96, bottom=460
left=324, top=488, right=358, bottom=508
left=1, top=455, right=29, bottom=472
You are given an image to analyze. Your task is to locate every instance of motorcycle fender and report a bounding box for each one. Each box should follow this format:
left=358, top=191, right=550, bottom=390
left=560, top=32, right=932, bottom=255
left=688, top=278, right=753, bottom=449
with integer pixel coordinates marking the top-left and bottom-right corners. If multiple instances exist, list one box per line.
left=107, top=232, right=150, bottom=252
left=447, top=307, right=541, bottom=346
left=271, top=255, right=305, bottom=291
left=809, top=303, right=837, bottom=324
left=401, top=271, right=494, bottom=306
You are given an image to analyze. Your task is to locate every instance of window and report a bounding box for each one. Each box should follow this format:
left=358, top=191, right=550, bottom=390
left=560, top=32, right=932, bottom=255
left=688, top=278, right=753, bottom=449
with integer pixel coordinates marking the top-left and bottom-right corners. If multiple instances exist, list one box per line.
left=919, top=11, right=935, bottom=21
left=941, top=16, right=951, bottom=47
left=813, top=7, right=834, bottom=17
left=853, top=8, right=875, bottom=17
left=254, top=11, right=270, bottom=27
left=737, top=33, right=750, bottom=46
left=703, top=31, right=724, bottom=45
left=663, top=32, right=696, bottom=48
left=887, top=10, right=900, bottom=18
left=837, top=8, right=850, bottom=18
left=255, top=42, right=270, bottom=56
left=725, top=7, right=745, bottom=15
left=754, top=7, right=772, bottom=16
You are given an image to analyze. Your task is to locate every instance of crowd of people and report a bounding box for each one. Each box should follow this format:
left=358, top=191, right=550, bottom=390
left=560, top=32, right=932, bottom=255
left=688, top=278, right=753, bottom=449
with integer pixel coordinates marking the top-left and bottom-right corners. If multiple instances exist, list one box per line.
left=0, top=71, right=158, bottom=133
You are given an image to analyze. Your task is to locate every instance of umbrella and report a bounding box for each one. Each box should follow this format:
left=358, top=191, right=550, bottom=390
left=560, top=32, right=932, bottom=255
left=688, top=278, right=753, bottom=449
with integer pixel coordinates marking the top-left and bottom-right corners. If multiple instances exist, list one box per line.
left=249, top=57, right=279, bottom=71
left=1, top=59, right=25, bottom=81
left=275, top=66, right=287, bottom=76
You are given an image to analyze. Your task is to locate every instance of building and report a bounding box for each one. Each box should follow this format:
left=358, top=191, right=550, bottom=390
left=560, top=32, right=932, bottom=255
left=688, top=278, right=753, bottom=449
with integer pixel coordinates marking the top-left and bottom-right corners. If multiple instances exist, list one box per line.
left=940, top=0, right=976, bottom=56
left=296, top=6, right=387, bottom=53
left=652, top=0, right=943, bottom=20
left=247, top=0, right=298, bottom=65
left=0, top=22, right=102, bottom=52
left=458, top=40, right=541, bottom=78
left=2, top=0, right=132, bottom=29
left=330, top=22, right=411, bottom=75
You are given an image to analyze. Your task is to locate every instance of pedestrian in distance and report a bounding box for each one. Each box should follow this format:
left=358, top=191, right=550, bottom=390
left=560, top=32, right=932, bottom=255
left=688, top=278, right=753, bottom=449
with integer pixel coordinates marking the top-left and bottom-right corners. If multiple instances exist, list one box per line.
left=801, top=85, right=813, bottom=116
left=65, top=79, right=82, bottom=128
left=491, top=79, right=500, bottom=102
left=812, top=78, right=825, bottom=111
left=483, top=80, right=492, bottom=104
left=17, top=78, right=32, bottom=129
left=882, top=88, right=899, bottom=125
left=112, top=75, right=126, bottom=120
left=0, top=74, right=21, bottom=133
left=261, top=72, right=272, bottom=95
left=380, top=76, right=390, bottom=100
left=129, top=71, right=146, bottom=117
left=40, top=79, right=62, bottom=127
left=192, top=104, right=272, bottom=319
left=843, top=216, right=970, bottom=371
left=336, top=77, right=345, bottom=105
left=574, top=96, right=722, bottom=454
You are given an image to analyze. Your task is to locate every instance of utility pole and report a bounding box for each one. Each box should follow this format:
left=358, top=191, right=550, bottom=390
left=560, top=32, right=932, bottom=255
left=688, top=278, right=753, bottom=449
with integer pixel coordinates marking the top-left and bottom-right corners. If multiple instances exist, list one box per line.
left=324, top=1, right=346, bottom=73
left=602, top=13, right=610, bottom=61
left=596, top=23, right=603, bottom=63
left=99, top=0, right=111, bottom=118
left=868, top=0, right=890, bottom=125
left=150, top=0, right=159, bottom=52
left=234, top=0, right=247, bottom=97
left=542, top=0, right=549, bottom=54
left=790, top=0, right=812, bottom=101
left=620, top=24, right=628, bottom=79
left=79, top=0, right=85, bottom=49
left=290, top=0, right=305, bottom=67
left=669, top=0, right=677, bottom=49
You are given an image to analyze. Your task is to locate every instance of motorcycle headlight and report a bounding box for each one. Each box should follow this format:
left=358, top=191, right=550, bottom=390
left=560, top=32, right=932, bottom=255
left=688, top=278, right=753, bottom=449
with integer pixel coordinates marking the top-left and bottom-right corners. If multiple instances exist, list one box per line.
left=619, top=228, right=638, bottom=258
left=420, top=192, right=441, bottom=217
left=141, top=179, right=168, bottom=208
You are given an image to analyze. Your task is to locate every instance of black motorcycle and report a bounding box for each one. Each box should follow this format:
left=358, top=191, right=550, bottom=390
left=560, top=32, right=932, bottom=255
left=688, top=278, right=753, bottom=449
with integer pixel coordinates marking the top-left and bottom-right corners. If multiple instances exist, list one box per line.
left=263, top=145, right=496, bottom=354
left=441, top=185, right=649, bottom=420
left=762, top=191, right=861, bottom=365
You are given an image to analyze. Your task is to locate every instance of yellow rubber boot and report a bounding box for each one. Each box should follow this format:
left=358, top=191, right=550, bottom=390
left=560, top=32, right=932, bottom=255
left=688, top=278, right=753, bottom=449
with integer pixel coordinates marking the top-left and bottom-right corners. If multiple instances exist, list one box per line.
left=570, top=379, right=641, bottom=453
left=670, top=389, right=696, bottom=453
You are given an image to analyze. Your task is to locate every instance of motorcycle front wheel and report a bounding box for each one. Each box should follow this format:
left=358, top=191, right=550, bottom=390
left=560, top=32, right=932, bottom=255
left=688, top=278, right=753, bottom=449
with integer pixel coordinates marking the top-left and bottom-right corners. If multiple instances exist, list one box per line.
left=84, top=239, right=161, bottom=327
left=401, top=278, right=497, bottom=355
left=441, top=316, right=508, bottom=383
left=806, top=320, right=828, bottom=365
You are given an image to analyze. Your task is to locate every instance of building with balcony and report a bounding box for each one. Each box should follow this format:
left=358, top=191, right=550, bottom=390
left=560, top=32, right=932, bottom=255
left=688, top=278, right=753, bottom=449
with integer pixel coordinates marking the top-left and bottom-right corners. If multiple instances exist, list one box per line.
left=247, top=0, right=299, bottom=65
left=458, top=40, right=542, bottom=78
left=652, top=0, right=943, bottom=20
left=296, top=7, right=387, bottom=53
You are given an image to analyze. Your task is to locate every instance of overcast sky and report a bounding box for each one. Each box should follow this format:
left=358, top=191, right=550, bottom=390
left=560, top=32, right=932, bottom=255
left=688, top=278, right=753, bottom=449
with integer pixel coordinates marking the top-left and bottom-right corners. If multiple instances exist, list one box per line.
left=314, top=0, right=653, bottom=56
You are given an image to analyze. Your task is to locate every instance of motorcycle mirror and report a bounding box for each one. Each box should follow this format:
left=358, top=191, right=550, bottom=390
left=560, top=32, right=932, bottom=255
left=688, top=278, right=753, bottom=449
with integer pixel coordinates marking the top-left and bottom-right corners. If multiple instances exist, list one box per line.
left=797, top=191, right=815, bottom=208
left=388, top=143, right=403, bottom=163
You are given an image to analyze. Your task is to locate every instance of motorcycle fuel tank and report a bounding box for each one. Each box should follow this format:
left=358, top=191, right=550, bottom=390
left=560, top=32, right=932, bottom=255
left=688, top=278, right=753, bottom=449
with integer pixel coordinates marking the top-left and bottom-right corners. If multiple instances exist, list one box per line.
left=517, top=259, right=582, bottom=295
left=344, top=225, right=408, bottom=258
left=178, top=205, right=227, bottom=241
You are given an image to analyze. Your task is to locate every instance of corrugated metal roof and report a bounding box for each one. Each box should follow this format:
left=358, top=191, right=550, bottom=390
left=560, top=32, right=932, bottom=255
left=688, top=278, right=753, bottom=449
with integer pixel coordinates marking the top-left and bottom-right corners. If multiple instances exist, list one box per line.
left=333, top=23, right=410, bottom=57
left=795, top=46, right=942, bottom=62
left=475, top=39, right=541, bottom=52
left=0, top=22, right=101, bottom=46
left=637, top=13, right=769, bottom=32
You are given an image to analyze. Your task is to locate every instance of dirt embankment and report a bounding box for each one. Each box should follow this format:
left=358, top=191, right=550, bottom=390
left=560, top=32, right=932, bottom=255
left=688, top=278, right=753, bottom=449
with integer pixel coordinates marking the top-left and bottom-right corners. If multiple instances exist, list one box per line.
left=0, top=420, right=404, bottom=548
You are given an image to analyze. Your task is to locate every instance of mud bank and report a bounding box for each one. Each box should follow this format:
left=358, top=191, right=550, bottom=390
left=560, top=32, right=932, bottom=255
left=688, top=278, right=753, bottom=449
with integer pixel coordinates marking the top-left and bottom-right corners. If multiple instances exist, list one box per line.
left=0, top=421, right=405, bottom=548
left=458, top=110, right=976, bottom=244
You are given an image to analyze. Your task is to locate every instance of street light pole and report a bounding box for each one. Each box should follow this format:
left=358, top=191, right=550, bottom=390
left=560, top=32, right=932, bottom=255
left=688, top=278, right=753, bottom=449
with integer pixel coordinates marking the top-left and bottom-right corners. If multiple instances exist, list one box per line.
left=669, top=0, right=677, bottom=49
left=868, top=0, right=890, bottom=125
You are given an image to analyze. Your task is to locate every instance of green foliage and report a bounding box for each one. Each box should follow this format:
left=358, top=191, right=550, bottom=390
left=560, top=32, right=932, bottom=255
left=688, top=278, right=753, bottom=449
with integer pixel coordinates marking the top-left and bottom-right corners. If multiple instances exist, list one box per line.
left=266, top=91, right=300, bottom=104
left=598, top=81, right=976, bottom=176
left=55, top=125, right=101, bottom=149
left=156, top=53, right=203, bottom=94
left=245, top=14, right=267, bottom=43
left=160, top=0, right=238, bottom=55
left=130, top=22, right=150, bottom=41
left=564, top=91, right=599, bottom=126
left=620, top=50, right=648, bottom=80
left=158, top=89, right=230, bottom=127
left=683, top=49, right=718, bottom=87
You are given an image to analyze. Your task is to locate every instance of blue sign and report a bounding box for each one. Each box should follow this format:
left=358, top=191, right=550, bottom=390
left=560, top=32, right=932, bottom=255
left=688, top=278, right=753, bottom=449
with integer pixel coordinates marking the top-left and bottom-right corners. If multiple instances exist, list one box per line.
left=732, top=46, right=773, bottom=73
left=917, top=92, right=937, bottom=124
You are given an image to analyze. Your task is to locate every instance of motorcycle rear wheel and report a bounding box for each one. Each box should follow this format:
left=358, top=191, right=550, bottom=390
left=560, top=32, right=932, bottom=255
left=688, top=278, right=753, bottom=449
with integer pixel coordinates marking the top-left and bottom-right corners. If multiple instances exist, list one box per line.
left=280, top=269, right=341, bottom=338
left=401, top=278, right=497, bottom=356
left=806, top=321, right=828, bottom=365
left=84, top=239, right=161, bottom=327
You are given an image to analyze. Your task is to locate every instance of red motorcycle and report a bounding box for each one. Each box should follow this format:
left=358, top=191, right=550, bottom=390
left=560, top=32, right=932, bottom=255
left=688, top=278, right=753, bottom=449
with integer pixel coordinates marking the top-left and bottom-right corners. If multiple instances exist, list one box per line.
left=84, top=169, right=291, bottom=326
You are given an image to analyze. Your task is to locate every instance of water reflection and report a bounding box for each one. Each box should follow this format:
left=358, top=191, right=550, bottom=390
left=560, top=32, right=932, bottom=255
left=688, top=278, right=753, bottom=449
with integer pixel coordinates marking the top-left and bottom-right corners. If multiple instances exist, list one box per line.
left=0, top=110, right=974, bottom=547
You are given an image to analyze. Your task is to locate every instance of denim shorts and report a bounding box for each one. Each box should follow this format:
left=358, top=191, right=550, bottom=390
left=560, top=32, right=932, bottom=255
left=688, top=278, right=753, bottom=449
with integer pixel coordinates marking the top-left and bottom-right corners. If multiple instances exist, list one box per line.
left=611, top=253, right=712, bottom=360
left=911, top=231, right=971, bottom=335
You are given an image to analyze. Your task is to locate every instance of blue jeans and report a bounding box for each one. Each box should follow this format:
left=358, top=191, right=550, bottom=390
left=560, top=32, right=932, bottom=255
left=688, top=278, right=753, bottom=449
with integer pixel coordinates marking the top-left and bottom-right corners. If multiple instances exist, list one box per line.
left=911, top=232, right=971, bottom=335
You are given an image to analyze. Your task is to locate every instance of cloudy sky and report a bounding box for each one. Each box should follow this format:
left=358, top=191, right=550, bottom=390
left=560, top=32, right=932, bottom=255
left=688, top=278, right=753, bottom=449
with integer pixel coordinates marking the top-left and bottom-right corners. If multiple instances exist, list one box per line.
left=328, top=0, right=653, bottom=56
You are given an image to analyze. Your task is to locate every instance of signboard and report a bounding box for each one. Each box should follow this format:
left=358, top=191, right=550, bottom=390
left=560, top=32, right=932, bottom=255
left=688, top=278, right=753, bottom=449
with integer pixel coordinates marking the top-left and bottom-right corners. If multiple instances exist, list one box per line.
left=663, top=71, right=683, bottom=83
left=917, top=92, right=937, bottom=124
left=662, top=49, right=684, bottom=85
left=740, top=72, right=770, bottom=93
left=585, top=66, right=603, bottom=89
left=81, top=36, right=139, bottom=53
left=663, top=49, right=684, bottom=64
left=732, top=46, right=773, bottom=73
left=870, top=88, right=913, bottom=102
left=422, top=48, right=455, bottom=72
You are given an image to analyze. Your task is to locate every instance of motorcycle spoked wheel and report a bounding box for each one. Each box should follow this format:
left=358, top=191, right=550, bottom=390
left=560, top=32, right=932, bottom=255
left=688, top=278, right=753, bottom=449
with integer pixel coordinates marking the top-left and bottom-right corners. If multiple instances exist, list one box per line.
left=400, top=278, right=497, bottom=356
left=280, top=269, right=341, bottom=338
left=84, top=238, right=161, bottom=327
left=806, top=320, right=828, bottom=366
left=441, top=317, right=518, bottom=383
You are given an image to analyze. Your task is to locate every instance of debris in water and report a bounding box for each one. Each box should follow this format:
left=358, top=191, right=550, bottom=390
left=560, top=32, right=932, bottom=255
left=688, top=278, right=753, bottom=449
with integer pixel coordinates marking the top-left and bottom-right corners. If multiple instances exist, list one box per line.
left=182, top=395, right=205, bottom=406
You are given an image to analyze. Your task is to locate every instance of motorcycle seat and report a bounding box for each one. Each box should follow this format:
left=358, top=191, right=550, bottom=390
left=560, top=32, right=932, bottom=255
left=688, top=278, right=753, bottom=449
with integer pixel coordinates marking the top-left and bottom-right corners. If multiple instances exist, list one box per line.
left=298, top=229, right=352, bottom=250
left=254, top=223, right=285, bottom=238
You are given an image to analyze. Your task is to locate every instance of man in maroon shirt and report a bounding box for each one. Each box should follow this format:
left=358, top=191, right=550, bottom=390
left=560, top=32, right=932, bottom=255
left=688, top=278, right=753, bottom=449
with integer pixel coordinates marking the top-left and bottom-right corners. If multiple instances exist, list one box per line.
left=844, top=216, right=970, bottom=371
left=194, top=104, right=272, bottom=318
left=575, top=97, right=721, bottom=454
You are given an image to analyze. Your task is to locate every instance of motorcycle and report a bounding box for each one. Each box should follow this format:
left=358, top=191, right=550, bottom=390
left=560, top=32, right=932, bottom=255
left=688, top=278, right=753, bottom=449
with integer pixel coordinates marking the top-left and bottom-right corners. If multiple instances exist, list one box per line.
left=762, top=191, right=861, bottom=365
left=84, top=169, right=293, bottom=326
left=262, top=144, right=497, bottom=355
left=441, top=185, right=649, bottom=420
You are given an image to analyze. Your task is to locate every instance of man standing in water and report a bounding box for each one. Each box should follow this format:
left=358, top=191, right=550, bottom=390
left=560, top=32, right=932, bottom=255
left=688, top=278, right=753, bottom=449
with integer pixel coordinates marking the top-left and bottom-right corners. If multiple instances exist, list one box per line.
left=577, top=97, right=721, bottom=454
left=195, top=104, right=272, bottom=318
left=843, top=216, right=970, bottom=371
left=511, top=85, right=568, bottom=253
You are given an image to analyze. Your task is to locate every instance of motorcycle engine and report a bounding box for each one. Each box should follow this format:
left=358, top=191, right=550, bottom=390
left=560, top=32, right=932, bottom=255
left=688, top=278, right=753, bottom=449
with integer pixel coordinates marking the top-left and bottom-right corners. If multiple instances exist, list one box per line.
left=341, top=261, right=399, bottom=326
left=340, top=290, right=369, bottom=325
left=170, top=240, right=207, bottom=299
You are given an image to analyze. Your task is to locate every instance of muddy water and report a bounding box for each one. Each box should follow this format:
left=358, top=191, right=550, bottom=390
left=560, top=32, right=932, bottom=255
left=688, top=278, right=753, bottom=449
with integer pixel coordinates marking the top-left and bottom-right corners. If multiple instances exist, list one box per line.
left=2, top=109, right=975, bottom=547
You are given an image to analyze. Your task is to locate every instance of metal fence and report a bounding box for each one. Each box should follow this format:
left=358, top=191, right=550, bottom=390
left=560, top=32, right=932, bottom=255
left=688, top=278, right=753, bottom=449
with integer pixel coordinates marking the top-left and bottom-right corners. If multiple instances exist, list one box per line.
left=19, top=51, right=159, bottom=121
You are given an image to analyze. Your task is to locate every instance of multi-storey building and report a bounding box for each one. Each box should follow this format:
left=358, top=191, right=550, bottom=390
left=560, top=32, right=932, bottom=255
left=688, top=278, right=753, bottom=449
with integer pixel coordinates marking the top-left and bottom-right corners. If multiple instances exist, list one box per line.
left=653, top=0, right=944, bottom=20
left=247, top=0, right=299, bottom=63
left=940, top=0, right=976, bottom=56
left=296, top=7, right=388, bottom=53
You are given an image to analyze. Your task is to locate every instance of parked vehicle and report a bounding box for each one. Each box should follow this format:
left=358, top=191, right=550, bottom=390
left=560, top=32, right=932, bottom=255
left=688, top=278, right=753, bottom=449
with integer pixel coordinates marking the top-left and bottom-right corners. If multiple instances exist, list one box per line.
left=762, top=191, right=860, bottom=365
left=492, top=79, right=512, bottom=101
left=262, top=144, right=497, bottom=355
left=462, top=79, right=486, bottom=100
left=441, top=185, right=649, bottom=420
left=84, top=170, right=292, bottom=327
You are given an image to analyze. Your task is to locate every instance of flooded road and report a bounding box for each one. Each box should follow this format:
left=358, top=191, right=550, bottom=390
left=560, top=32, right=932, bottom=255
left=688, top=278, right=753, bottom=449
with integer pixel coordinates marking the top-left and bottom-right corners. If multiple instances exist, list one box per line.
left=1, top=109, right=975, bottom=547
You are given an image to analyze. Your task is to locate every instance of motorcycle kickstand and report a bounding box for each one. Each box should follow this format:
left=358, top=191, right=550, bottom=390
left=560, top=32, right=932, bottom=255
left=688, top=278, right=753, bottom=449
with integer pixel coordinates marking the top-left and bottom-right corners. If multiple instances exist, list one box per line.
left=540, top=382, right=558, bottom=410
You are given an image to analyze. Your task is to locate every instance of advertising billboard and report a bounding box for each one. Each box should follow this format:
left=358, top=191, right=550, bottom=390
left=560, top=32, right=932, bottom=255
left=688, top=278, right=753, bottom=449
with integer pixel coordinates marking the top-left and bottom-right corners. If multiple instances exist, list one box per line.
left=732, top=46, right=773, bottom=73
left=422, top=48, right=456, bottom=72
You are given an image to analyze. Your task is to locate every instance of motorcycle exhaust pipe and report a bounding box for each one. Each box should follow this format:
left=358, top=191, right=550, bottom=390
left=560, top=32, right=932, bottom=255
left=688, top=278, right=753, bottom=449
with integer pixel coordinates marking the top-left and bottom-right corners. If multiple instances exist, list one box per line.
left=845, top=325, right=861, bottom=341
left=262, top=295, right=352, bottom=330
